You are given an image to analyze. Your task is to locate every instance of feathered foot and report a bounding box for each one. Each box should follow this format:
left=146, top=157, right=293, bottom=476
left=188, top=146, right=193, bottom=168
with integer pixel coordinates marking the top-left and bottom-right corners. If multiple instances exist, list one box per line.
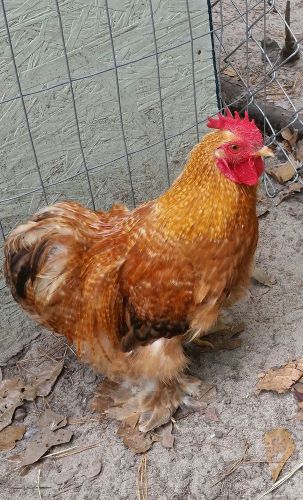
left=100, top=375, right=204, bottom=433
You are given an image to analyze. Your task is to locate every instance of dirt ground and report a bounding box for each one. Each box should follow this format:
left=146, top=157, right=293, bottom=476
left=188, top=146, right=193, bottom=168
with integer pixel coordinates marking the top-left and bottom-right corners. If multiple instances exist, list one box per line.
left=0, top=196, right=303, bottom=500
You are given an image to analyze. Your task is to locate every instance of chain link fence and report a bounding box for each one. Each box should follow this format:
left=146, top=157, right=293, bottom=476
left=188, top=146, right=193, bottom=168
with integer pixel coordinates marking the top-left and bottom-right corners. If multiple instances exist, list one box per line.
left=0, top=0, right=302, bottom=356
left=212, top=0, right=303, bottom=197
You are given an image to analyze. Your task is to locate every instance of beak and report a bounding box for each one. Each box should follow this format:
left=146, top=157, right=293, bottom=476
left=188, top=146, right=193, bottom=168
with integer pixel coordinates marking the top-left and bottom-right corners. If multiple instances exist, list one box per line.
left=256, top=146, right=274, bottom=158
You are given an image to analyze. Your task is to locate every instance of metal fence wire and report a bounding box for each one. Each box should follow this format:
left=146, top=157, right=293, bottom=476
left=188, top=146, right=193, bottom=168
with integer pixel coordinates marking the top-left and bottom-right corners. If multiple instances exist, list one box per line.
left=0, top=0, right=303, bottom=250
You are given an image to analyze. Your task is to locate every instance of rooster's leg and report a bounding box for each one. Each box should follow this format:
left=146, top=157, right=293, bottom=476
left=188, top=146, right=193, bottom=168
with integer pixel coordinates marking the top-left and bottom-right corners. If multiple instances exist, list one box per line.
left=102, top=337, right=204, bottom=432
left=106, top=373, right=202, bottom=432
left=191, top=310, right=245, bottom=348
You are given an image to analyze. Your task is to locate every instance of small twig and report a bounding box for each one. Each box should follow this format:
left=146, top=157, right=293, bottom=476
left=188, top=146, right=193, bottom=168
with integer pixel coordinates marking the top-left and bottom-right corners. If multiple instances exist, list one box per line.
left=37, top=347, right=60, bottom=363
left=52, top=485, right=81, bottom=497
left=37, top=469, right=42, bottom=500
left=255, top=459, right=303, bottom=499
left=213, top=442, right=250, bottom=486
left=68, top=416, right=104, bottom=425
left=42, top=442, right=100, bottom=459
left=137, top=454, right=148, bottom=500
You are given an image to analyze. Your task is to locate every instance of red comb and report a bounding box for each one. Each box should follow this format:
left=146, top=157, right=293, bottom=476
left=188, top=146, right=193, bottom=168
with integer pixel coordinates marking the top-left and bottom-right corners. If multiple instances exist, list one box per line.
left=207, top=108, right=263, bottom=146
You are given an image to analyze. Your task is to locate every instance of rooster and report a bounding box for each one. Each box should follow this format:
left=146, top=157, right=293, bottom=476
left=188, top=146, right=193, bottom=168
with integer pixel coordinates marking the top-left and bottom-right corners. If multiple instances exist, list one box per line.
left=4, top=111, right=273, bottom=432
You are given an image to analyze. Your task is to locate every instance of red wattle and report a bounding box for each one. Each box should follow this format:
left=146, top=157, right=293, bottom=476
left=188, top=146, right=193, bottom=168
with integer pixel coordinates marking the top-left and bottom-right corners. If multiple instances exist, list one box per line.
left=216, top=157, right=264, bottom=186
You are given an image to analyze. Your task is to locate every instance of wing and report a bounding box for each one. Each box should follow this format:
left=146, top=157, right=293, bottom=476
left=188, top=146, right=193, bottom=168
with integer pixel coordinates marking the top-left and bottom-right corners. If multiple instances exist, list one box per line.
left=118, top=225, right=196, bottom=350
left=118, top=216, right=259, bottom=349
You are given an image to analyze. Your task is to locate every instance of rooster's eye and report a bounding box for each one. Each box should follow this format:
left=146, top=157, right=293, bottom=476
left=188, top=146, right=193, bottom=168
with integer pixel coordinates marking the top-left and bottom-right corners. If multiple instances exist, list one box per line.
left=230, top=144, right=239, bottom=151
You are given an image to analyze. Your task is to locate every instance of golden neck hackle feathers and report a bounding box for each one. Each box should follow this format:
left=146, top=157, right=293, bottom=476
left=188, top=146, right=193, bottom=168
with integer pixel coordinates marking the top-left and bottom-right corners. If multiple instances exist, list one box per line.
left=156, top=131, right=258, bottom=241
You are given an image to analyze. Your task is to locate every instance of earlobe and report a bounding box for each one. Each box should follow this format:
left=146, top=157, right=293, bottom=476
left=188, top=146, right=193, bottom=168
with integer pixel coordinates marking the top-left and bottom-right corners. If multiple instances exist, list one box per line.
left=214, top=149, right=225, bottom=159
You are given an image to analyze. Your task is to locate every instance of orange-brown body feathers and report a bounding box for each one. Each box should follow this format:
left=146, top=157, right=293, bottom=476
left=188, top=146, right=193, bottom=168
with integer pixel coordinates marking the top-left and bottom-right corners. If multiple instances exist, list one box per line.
left=4, top=112, right=272, bottom=431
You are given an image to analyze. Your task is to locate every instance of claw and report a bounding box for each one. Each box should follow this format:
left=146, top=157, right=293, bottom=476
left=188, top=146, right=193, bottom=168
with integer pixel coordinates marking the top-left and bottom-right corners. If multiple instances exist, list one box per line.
left=191, top=338, right=214, bottom=348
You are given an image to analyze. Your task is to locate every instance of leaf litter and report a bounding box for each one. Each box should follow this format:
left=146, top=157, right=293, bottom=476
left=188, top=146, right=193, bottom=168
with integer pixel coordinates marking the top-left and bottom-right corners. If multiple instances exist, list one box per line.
left=267, top=162, right=296, bottom=184
left=19, top=409, right=73, bottom=467
left=256, top=358, right=303, bottom=419
left=275, top=180, right=303, bottom=205
left=256, top=358, right=303, bottom=393
left=157, top=422, right=175, bottom=449
left=0, top=340, right=66, bottom=453
left=264, top=428, right=295, bottom=481
left=28, top=359, right=64, bottom=397
left=0, top=424, right=26, bottom=452
left=0, top=378, right=36, bottom=432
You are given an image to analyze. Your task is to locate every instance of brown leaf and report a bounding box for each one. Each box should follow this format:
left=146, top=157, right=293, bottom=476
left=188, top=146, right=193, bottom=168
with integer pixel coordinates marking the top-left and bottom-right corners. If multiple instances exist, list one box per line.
left=159, top=422, right=175, bottom=449
left=223, top=67, right=238, bottom=78
left=30, top=360, right=64, bottom=397
left=0, top=425, right=26, bottom=452
left=195, top=382, right=217, bottom=406
left=0, top=378, right=36, bottom=432
left=267, top=163, right=296, bottom=184
left=295, top=139, right=303, bottom=161
left=204, top=408, right=220, bottom=423
left=117, top=422, right=154, bottom=454
left=20, top=409, right=73, bottom=467
left=281, top=127, right=298, bottom=146
left=281, top=139, right=292, bottom=152
left=264, top=428, right=295, bottom=481
left=124, top=414, right=139, bottom=429
left=292, top=376, right=303, bottom=402
left=275, top=181, right=303, bottom=206
left=256, top=358, right=303, bottom=393
left=251, top=266, right=275, bottom=287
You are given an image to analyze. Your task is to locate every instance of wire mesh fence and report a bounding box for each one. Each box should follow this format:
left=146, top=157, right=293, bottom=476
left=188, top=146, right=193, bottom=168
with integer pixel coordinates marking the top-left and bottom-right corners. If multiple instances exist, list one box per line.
left=0, top=0, right=218, bottom=240
left=0, top=0, right=303, bottom=353
left=212, top=0, right=303, bottom=197
left=0, top=0, right=219, bottom=353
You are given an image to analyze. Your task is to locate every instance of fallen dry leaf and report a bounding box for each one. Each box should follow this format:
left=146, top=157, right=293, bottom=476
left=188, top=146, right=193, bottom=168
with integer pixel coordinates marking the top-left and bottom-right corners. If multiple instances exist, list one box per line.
left=204, top=408, right=220, bottom=423
left=223, top=67, right=238, bottom=78
left=0, top=424, right=26, bottom=452
left=267, top=163, right=296, bottom=184
left=197, top=382, right=217, bottom=405
left=281, top=127, right=298, bottom=146
left=292, top=376, right=303, bottom=402
left=295, top=139, right=303, bottom=161
left=159, top=422, right=175, bottom=449
left=264, top=428, right=295, bottom=481
left=256, top=358, right=303, bottom=393
left=30, top=359, right=64, bottom=397
left=117, top=422, right=155, bottom=454
left=251, top=266, right=275, bottom=287
left=0, top=378, right=36, bottom=432
left=281, top=139, right=292, bottom=153
left=20, top=409, right=73, bottom=467
left=275, top=181, right=303, bottom=206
